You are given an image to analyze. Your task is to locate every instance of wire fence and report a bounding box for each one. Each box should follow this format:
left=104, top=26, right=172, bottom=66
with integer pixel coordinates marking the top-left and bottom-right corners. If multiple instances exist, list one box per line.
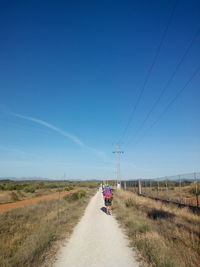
left=121, top=172, right=200, bottom=208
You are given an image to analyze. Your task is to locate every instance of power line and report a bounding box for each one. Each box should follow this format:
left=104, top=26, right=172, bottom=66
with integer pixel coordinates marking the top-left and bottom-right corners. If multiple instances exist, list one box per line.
left=129, top=64, right=200, bottom=146
left=118, top=0, right=179, bottom=143
left=126, top=26, right=200, bottom=146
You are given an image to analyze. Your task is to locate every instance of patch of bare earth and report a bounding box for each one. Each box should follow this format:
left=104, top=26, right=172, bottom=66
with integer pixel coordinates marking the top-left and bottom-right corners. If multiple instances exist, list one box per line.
left=0, top=190, right=75, bottom=212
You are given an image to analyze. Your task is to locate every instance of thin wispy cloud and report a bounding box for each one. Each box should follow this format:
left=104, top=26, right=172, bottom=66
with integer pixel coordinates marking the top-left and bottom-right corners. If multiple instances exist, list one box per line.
left=11, top=112, right=85, bottom=147
left=9, top=112, right=109, bottom=161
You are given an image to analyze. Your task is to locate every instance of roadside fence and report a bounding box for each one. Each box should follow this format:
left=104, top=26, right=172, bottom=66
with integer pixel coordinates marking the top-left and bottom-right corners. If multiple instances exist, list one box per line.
left=121, top=172, right=200, bottom=208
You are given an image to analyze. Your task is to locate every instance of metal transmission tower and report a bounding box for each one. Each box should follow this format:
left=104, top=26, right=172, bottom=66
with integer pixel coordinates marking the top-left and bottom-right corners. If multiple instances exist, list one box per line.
left=113, top=143, right=124, bottom=186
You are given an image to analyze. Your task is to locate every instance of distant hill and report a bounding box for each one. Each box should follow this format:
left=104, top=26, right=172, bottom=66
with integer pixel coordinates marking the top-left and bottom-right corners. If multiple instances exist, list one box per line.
left=0, top=177, right=51, bottom=182
left=0, top=179, right=11, bottom=183
left=0, top=177, right=98, bottom=182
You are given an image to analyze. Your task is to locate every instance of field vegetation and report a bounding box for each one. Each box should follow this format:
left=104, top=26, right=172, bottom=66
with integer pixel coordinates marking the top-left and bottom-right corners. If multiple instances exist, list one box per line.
left=0, top=186, right=96, bottom=267
left=113, top=190, right=200, bottom=267
left=0, top=180, right=98, bottom=204
left=126, top=181, right=200, bottom=207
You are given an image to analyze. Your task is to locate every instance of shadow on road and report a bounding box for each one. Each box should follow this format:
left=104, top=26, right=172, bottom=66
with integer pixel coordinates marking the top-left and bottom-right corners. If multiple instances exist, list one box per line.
left=100, top=207, right=107, bottom=214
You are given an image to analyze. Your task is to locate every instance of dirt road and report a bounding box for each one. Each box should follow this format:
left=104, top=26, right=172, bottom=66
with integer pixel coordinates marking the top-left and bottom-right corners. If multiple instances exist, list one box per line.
left=54, top=191, right=139, bottom=267
left=0, top=190, right=75, bottom=212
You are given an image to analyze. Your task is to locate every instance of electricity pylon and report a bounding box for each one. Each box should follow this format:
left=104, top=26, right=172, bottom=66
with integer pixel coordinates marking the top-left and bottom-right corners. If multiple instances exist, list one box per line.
left=113, top=143, right=124, bottom=185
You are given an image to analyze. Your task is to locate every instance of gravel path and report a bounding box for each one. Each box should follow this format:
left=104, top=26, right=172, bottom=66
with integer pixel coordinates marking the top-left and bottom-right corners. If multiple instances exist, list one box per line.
left=54, top=191, right=139, bottom=267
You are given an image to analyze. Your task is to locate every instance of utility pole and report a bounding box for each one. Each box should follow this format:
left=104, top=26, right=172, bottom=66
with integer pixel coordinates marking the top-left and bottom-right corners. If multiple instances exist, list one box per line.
left=113, top=143, right=124, bottom=188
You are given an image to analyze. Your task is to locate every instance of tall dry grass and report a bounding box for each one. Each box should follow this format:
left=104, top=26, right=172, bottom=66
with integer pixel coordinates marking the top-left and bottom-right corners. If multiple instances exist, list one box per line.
left=113, top=190, right=200, bottom=267
left=0, top=189, right=95, bottom=267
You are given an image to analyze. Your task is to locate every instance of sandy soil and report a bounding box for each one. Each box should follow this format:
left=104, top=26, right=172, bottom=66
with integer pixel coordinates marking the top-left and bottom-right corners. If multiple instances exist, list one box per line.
left=54, top=191, right=139, bottom=267
left=0, top=190, right=75, bottom=212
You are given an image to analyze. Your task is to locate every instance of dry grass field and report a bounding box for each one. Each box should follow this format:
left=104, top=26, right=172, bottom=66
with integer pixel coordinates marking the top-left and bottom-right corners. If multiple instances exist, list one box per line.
left=0, top=187, right=95, bottom=267
left=0, top=190, right=77, bottom=212
left=113, top=190, right=200, bottom=267
left=0, top=181, right=76, bottom=204
left=0, top=180, right=98, bottom=204
left=127, top=181, right=200, bottom=207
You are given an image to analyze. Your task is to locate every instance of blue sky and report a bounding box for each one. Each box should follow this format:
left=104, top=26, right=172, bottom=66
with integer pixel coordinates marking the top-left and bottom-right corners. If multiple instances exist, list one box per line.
left=0, top=0, right=200, bottom=179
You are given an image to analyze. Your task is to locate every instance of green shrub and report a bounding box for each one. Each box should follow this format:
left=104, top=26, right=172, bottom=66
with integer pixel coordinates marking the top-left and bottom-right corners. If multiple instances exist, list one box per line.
left=77, top=190, right=86, bottom=199
left=64, top=190, right=86, bottom=202
left=65, top=187, right=70, bottom=191
left=89, top=184, right=96, bottom=189
left=125, top=198, right=136, bottom=208
left=65, top=186, right=74, bottom=191
left=138, top=224, right=151, bottom=234
left=10, top=192, right=19, bottom=201
left=24, top=187, right=36, bottom=193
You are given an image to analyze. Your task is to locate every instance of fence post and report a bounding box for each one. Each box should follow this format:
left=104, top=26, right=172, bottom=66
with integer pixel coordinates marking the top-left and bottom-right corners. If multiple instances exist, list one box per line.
left=138, top=180, right=142, bottom=195
left=57, top=189, right=61, bottom=225
left=179, top=175, right=182, bottom=204
left=165, top=178, right=169, bottom=200
left=124, top=181, right=127, bottom=190
left=194, top=172, right=199, bottom=207
left=150, top=180, right=152, bottom=196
